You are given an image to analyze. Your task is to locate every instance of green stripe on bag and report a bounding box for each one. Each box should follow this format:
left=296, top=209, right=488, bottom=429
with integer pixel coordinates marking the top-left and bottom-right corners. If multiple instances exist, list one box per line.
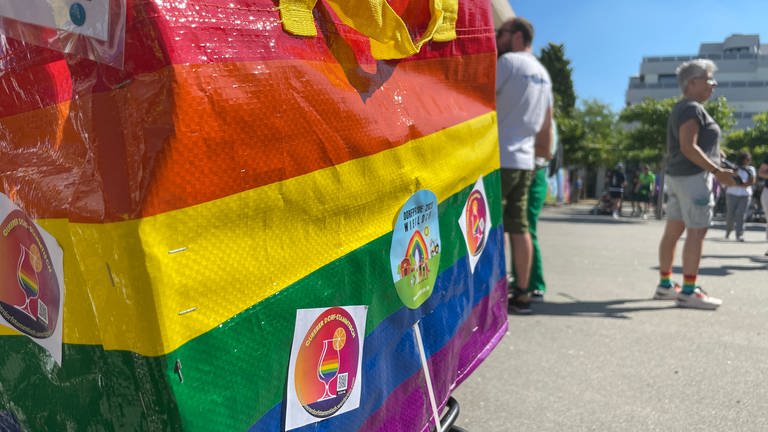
left=0, top=171, right=501, bottom=431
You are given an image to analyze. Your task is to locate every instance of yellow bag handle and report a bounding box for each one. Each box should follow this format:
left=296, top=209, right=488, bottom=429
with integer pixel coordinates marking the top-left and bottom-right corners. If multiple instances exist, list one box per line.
left=279, top=0, right=458, bottom=60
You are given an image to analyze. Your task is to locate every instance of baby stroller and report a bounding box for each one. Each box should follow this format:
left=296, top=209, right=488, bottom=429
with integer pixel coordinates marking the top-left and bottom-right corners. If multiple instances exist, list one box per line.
left=590, top=192, right=613, bottom=215
left=745, top=184, right=766, bottom=223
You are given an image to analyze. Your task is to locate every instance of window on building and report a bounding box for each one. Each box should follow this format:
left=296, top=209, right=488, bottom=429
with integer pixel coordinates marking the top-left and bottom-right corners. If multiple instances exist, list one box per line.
left=724, top=47, right=752, bottom=55
left=658, top=74, right=676, bottom=85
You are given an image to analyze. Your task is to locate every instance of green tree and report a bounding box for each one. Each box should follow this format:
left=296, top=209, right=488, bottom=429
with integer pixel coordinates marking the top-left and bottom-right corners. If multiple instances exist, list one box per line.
left=539, top=43, right=576, bottom=116
left=725, top=112, right=768, bottom=162
left=572, top=99, right=619, bottom=168
left=538, top=43, right=579, bottom=166
left=619, top=96, right=735, bottom=167
left=706, top=96, right=737, bottom=133
left=619, top=98, right=675, bottom=166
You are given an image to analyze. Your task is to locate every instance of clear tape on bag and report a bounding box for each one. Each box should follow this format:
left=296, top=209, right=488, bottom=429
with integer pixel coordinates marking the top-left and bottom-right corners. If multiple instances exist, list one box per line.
left=0, top=0, right=126, bottom=68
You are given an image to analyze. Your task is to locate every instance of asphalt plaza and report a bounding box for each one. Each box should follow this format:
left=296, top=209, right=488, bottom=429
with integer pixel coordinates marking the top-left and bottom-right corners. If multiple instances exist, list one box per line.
left=453, top=202, right=768, bottom=431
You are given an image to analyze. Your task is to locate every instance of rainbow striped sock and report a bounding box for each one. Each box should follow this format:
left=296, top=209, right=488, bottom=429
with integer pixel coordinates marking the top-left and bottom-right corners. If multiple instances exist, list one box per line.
left=682, top=274, right=697, bottom=295
left=659, top=271, right=672, bottom=288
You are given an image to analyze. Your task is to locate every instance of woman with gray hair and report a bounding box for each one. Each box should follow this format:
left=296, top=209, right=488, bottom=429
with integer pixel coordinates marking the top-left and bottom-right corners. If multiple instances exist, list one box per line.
left=653, top=59, right=737, bottom=309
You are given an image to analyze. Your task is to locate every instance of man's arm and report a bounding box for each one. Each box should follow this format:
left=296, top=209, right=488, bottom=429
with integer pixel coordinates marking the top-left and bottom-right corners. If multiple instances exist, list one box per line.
left=534, top=105, right=553, bottom=160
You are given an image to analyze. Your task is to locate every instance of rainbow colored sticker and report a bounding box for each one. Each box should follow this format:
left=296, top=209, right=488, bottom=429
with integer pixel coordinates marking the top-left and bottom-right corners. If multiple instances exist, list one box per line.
left=458, top=177, right=491, bottom=273
left=390, top=190, right=441, bottom=309
left=286, top=306, right=367, bottom=430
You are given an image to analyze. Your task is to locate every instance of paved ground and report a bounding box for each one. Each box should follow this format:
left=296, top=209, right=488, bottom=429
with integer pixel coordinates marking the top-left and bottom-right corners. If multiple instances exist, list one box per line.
left=451, top=202, right=768, bottom=431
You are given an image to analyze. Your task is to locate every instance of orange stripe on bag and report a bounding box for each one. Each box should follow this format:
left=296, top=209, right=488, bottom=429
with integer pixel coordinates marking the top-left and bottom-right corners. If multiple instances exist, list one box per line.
left=2, top=55, right=495, bottom=222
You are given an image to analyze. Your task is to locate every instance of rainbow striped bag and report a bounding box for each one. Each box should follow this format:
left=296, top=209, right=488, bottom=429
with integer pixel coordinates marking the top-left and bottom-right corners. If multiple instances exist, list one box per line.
left=0, top=0, right=506, bottom=430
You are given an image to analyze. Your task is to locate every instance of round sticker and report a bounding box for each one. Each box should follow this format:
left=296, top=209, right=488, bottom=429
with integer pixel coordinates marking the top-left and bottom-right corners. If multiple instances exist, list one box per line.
left=294, top=307, right=360, bottom=418
left=69, top=3, right=87, bottom=27
left=465, top=190, right=488, bottom=256
left=390, top=190, right=441, bottom=309
left=0, top=210, right=61, bottom=338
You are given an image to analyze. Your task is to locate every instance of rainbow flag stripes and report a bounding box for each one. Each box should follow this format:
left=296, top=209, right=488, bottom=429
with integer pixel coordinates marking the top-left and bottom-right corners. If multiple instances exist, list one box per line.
left=0, top=0, right=505, bottom=430
left=16, top=255, right=39, bottom=300
left=320, top=358, right=340, bottom=377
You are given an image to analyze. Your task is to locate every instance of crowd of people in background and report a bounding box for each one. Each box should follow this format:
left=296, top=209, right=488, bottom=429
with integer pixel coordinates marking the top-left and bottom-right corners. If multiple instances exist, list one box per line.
left=497, top=18, right=768, bottom=314
left=590, top=157, right=766, bottom=233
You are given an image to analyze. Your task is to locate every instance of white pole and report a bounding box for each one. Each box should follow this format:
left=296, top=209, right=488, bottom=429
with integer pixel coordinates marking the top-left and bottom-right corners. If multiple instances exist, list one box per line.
left=413, top=322, right=443, bottom=432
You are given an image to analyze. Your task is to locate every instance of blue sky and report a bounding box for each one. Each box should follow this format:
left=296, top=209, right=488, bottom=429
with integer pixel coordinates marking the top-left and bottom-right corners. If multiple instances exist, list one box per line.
left=508, top=0, right=768, bottom=113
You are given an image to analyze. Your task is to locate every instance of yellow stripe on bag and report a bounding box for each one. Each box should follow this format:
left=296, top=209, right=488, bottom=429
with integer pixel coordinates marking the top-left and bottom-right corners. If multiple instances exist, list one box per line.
left=5, top=112, right=499, bottom=356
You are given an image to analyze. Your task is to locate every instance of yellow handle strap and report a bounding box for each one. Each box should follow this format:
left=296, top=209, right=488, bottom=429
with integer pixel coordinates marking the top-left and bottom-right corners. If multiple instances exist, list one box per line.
left=432, top=0, right=457, bottom=42
left=279, top=0, right=319, bottom=37
left=279, top=0, right=458, bottom=60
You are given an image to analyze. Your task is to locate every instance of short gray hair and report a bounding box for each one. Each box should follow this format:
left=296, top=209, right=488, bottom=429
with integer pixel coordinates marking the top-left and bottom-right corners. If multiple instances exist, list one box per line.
left=676, top=58, right=717, bottom=92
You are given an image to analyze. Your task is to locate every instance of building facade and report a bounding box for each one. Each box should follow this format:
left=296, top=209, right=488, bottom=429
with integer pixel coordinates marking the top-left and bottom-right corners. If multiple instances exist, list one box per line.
left=626, top=34, right=768, bottom=129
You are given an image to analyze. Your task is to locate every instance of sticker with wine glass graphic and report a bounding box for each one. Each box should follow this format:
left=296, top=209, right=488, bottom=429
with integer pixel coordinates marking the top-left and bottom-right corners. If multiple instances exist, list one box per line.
left=285, top=306, right=367, bottom=430
left=0, top=193, right=65, bottom=364
left=458, top=176, right=491, bottom=273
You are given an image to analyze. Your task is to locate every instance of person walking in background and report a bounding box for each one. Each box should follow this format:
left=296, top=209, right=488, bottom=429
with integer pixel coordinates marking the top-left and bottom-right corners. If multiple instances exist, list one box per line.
left=495, top=17, right=553, bottom=314
left=653, top=59, right=736, bottom=310
left=758, top=155, right=768, bottom=255
left=637, top=164, right=656, bottom=219
left=572, top=174, right=583, bottom=203
left=724, top=151, right=756, bottom=242
left=629, top=172, right=640, bottom=216
left=608, top=163, right=626, bottom=219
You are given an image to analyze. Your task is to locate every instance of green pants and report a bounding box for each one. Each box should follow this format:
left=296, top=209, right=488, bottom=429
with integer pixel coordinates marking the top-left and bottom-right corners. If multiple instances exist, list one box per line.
left=527, top=167, right=548, bottom=292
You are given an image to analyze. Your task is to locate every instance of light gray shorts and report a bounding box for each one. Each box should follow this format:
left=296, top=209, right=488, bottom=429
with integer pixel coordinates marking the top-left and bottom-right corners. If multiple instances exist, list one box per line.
left=665, top=171, right=713, bottom=229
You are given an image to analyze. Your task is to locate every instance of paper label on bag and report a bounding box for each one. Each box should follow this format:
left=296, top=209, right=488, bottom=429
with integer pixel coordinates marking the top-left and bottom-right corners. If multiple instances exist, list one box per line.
left=285, top=306, right=367, bottom=430
left=0, top=193, right=65, bottom=364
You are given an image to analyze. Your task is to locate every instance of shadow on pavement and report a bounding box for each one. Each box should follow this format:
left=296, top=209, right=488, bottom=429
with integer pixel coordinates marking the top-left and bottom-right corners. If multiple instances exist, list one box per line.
left=702, top=254, right=768, bottom=261
left=538, top=215, right=644, bottom=225
left=693, top=264, right=768, bottom=276
left=648, top=258, right=768, bottom=276
left=511, top=294, right=676, bottom=319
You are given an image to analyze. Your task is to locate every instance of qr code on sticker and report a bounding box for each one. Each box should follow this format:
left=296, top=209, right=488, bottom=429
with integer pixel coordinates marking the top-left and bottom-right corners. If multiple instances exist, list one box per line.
left=336, top=373, right=348, bottom=393
left=37, top=300, right=48, bottom=325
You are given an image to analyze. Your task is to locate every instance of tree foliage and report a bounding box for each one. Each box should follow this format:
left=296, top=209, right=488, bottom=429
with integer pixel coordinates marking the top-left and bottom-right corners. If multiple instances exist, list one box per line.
left=538, top=43, right=576, bottom=116
left=619, top=96, right=735, bottom=168
left=570, top=99, right=619, bottom=168
left=538, top=43, right=582, bottom=166
left=725, top=112, right=768, bottom=162
left=618, top=98, right=675, bottom=167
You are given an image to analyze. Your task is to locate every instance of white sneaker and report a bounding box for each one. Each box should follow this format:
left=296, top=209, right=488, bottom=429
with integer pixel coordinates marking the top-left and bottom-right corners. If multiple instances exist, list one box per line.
left=653, top=283, right=680, bottom=300
left=612, top=211, right=619, bottom=219
left=675, top=287, right=722, bottom=310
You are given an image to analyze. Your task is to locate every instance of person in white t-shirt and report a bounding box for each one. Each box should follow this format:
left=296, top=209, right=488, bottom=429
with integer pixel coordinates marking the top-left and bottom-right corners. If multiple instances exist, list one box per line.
left=725, top=151, right=756, bottom=242
left=495, top=17, right=553, bottom=313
